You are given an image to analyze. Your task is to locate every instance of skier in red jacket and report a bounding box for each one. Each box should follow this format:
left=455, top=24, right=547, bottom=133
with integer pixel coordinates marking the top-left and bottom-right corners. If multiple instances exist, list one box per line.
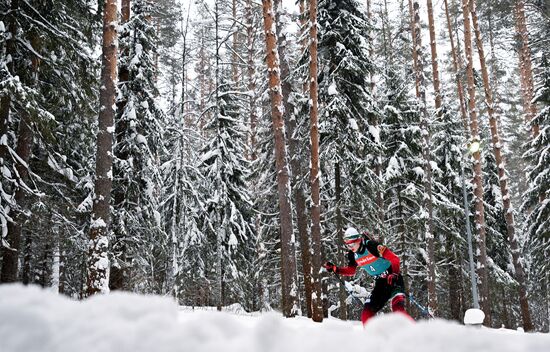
left=323, top=227, right=412, bottom=325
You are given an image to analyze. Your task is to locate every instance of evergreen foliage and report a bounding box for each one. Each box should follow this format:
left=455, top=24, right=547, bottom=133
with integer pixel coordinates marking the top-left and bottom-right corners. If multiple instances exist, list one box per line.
left=198, top=77, right=255, bottom=309
left=317, top=0, right=380, bottom=230
left=0, top=0, right=98, bottom=292
left=110, top=0, right=166, bottom=293
left=523, top=55, right=550, bottom=322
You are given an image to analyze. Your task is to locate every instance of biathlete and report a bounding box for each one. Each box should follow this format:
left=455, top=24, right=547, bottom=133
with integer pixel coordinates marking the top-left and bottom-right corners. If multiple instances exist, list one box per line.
left=323, top=227, right=413, bottom=325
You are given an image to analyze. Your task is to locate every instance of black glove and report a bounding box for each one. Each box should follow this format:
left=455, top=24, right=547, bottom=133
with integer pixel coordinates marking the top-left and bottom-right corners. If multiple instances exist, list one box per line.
left=386, top=273, right=399, bottom=286
left=323, top=262, right=337, bottom=273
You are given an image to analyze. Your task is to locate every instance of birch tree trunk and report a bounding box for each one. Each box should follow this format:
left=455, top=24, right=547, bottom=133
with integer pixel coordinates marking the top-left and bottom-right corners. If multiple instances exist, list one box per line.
left=461, top=0, right=490, bottom=325
left=469, top=0, right=533, bottom=332
left=308, top=0, right=324, bottom=323
left=261, top=0, right=298, bottom=317
left=87, top=0, right=118, bottom=296
left=408, top=0, right=437, bottom=315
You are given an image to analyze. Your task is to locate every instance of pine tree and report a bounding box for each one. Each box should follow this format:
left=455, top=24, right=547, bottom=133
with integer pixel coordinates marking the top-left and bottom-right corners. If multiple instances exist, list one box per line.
left=87, top=0, right=118, bottom=296
left=261, top=0, right=299, bottom=317
left=469, top=0, right=533, bottom=330
left=461, top=0, right=491, bottom=324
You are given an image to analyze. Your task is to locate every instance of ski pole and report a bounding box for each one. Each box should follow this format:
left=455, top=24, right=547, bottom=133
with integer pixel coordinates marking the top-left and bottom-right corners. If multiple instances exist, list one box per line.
left=321, top=267, right=365, bottom=304
left=407, top=292, right=434, bottom=319
left=403, top=274, right=434, bottom=319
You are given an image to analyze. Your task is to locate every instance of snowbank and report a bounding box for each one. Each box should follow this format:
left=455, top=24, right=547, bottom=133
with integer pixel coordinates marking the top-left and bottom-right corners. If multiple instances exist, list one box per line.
left=0, top=284, right=548, bottom=352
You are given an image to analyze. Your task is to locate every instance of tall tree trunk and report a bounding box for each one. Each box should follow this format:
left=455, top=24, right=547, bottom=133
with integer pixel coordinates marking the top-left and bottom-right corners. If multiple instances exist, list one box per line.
left=246, top=0, right=258, bottom=161
left=514, top=0, right=538, bottom=136
left=297, top=0, right=314, bottom=318
left=443, top=0, right=469, bottom=133
left=232, top=0, right=239, bottom=84
left=169, top=152, right=180, bottom=299
left=50, top=237, right=60, bottom=293
left=469, top=0, right=533, bottom=331
left=544, top=263, right=550, bottom=332
left=408, top=0, right=437, bottom=315
left=461, top=0, right=490, bottom=325
left=87, top=0, right=118, bottom=296
left=308, top=0, right=324, bottom=323
left=426, top=0, right=442, bottom=112
left=299, top=0, right=308, bottom=95
left=447, top=241, right=461, bottom=321
left=501, top=285, right=512, bottom=329
left=368, top=0, right=384, bottom=240
left=110, top=0, right=131, bottom=292
left=21, top=234, right=32, bottom=284
left=261, top=0, right=298, bottom=317
left=397, top=193, right=411, bottom=313
left=1, top=112, right=33, bottom=283
left=214, top=0, right=224, bottom=312
left=335, top=162, right=347, bottom=320
left=274, top=0, right=314, bottom=318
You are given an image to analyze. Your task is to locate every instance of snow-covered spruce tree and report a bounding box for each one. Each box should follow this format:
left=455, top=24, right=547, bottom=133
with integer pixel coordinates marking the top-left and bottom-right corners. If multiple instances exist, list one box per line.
left=197, top=76, right=255, bottom=310
left=154, top=1, right=208, bottom=302
left=430, top=105, right=468, bottom=322
left=523, top=54, right=550, bottom=332
left=0, top=0, right=98, bottom=289
left=250, top=105, right=282, bottom=311
left=380, top=67, right=426, bottom=316
left=231, top=0, right=271, bottom=312
left=302, top=0, right=380, bottom=320
left=480, top=128, right=518, bottom=328
left=316, top=0, right=380, bottom=233
left=110, top=0, right=166, bottom=293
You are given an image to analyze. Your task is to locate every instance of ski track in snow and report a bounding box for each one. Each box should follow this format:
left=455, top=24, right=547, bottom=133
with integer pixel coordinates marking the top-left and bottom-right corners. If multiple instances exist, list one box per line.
left=0, top=284, right=548, bottom=352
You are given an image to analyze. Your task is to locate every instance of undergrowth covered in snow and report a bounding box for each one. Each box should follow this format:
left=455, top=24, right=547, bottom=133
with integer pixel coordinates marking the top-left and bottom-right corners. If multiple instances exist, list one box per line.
left=0, top=285, right=548, bottom=352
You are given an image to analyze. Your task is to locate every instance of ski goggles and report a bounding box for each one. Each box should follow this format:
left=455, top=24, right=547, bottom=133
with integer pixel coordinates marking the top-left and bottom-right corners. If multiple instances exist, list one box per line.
left=344, top=239, right=361, bottom=249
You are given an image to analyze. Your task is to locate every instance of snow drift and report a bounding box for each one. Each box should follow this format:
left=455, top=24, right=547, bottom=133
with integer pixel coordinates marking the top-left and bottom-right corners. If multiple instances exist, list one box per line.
left=0, top=284, right=548, bottom=352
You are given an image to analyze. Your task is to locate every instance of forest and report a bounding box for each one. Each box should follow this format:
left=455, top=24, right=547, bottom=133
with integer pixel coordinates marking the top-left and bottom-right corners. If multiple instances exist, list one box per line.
left=0, top=0, right=548, bottom=332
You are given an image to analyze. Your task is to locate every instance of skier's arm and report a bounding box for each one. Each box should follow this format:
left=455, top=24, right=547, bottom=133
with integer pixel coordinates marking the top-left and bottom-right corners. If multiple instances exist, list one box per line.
left=335, top=251, right=358, bottom=276
left=381, top=248, right=400, bottom=274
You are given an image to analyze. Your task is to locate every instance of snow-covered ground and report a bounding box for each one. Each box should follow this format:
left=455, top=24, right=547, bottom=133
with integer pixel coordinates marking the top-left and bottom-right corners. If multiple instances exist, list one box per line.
left=1, top=284, right=548, bottom=352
